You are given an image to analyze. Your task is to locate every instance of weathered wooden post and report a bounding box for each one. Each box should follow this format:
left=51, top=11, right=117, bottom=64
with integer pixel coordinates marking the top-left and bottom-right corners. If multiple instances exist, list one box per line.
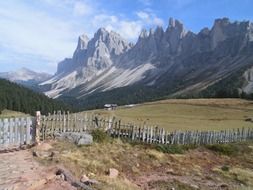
left=35, top=111, right=41, bottom=145
left=3, top=118, right=9, bottom=147
left=9, top=118, right=14, bottom=145
left=26, top=117, right=31, bottom=145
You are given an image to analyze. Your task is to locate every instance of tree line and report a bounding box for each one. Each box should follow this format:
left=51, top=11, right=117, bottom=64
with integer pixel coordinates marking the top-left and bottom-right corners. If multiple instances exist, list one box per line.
left=0, top=79, right=73, bottom=115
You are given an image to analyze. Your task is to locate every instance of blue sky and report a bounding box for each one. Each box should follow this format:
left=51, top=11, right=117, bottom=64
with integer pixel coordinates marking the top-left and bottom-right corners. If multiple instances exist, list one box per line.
left=0, top=0, right=253, bottom=73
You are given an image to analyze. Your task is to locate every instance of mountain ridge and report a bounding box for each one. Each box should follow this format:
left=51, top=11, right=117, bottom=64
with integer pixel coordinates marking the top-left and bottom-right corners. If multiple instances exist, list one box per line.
left=40, top=17, right=253, bottom=109
left=0, top=67, right=52, bottom=87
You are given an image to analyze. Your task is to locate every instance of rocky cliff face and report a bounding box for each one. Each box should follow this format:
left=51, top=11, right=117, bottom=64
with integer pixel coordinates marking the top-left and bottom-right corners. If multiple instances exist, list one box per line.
left=41, top=28, right=131, bottom=98
left=41, top=17, right=253, bottom=100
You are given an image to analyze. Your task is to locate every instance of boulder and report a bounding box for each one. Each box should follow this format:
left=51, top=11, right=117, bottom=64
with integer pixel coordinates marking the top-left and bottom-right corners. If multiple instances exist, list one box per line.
left=190, top=184, right=199, bottom=189
left=55, top=132, right=93, bottom=145
left=32, top=150, right=54, bottom=159
left=80, top=174, right=90, bottom=183
left=108, top=168, right=119, bottom=178
left=35, top=142, right=53, bottom=151
left=220, top=183, right=229, bottom=188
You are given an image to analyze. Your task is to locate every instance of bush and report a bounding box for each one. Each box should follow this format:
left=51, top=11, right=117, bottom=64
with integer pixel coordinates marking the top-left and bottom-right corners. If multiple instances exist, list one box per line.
left=91, top=129, right=110, bottom=143
left=155, top=144, right=184, bottom=154
left=221, top=165, right=230, bottom=172
left=206, top=144, right=239, bottom=156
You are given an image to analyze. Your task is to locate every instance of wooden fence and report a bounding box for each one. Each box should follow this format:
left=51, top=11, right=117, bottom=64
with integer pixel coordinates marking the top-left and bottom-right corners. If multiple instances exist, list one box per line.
left=0, top=117, right=35, bottom=150
left=0, top=111, right=252, bottom=150
left=39, top=111, right=253, bottom=145
left=39, top=111, right=110, bottom=140
left=109, top=125, right=253, bottom=145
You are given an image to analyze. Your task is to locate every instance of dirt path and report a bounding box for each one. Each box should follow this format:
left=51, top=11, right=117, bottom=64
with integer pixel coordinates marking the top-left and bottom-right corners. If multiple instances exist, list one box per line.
left=0, top=149, right=75, bottom=190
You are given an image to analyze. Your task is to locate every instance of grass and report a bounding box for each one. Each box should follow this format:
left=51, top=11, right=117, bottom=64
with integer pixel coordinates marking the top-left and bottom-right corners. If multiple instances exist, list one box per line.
left=214, top=167, right=253, bottom=187
left=91, top=129, right=111, bottom=143
left=149, top=180, right=196, bottom=190
left=36, top=139, right=253, bottom=190
left=79, top=98, right=253, bottom=132
left=0, top=109, right=28, bottom=118
left=206, top=142, right=253, bottom=156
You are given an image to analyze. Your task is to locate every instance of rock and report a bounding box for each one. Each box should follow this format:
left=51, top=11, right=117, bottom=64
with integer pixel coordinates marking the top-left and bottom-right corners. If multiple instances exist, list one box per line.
left=220, top=183, right=229, bottom=188
left=81, top=178, right=99, bottom=185
left=190, top=184, right=199, bottom=189
left=55, top=132, right=93, bottom=145
left=56, top=168, right=93, bottom=190
left=56, top=173, right=65, bottom=181
left=166, top=168, right=176, bottom=175
left=108, top=168, right=119, bottom=178
left=32, top=150, right=54, bottom=159
left=88, top=173, right=95, bottom=177
left=80, top=174, right=90, bottom=183
left=78, top=135, right=93, bottom=145
left=171, top=188, right=175, bottom=190
left=32, top=150, right=38, bottom=157
left=37, top=143, right=53, bottom=151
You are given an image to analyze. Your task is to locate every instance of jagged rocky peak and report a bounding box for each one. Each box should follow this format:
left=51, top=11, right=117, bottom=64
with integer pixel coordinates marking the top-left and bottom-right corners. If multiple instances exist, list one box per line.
left=213, top=17, right=230, bottom=26
left=140, top=28, right=149, bottom=38
left=165, top=18, right=187, bottom=53
left=199, top=27, right=210, bottom=36
left=155, top=26, right=164, bottom=35
left=91, top=27, right=131, bottom=55
left=77, top=34, right=89, bottom=50
left=167, top=17, right=186, bottom=33
left=94, top=27, right=108, bottom=40
left=210, top=18, right=230, bottom=49
left=210, top=17, right=253, bottom=49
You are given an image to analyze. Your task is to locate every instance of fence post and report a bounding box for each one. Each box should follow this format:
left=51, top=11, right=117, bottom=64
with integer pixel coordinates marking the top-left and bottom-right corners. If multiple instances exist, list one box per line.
left=26, top=117, right=31, bottom=145
left=63, top=111, right=66, bottom=132
left=35, top=111, right=41, bottom=144
left=3, top=118, right=9, bottom=147
left=9, top=118, right=14, bottom=145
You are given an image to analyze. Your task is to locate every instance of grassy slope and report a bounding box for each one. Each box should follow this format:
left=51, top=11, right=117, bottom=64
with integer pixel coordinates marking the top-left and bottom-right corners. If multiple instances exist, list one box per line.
left=0, top=109, right=28, bottom=119
left=79, top=98, right=253, bottom=131
left=35, top=140, right=253, bottom=190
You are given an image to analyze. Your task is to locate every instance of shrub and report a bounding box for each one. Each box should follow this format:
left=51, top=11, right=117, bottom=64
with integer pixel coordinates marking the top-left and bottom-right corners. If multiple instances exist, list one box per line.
left=206, top=144, right=239, bottom=156
left=221, top=165, right=230, bottom=172
left=155, top=144, right=184, bottom=154
left=91, top=129, right=111, bottom=143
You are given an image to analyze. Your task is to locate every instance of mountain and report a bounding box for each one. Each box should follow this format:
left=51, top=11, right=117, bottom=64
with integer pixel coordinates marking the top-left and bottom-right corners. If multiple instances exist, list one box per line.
left=0, top=79, right=73, bottom=115
left=40, top=28, right=132, bottom=98
left=0, top=67, right=52, bottom=87
left=41, top=17, right=253, bottom=109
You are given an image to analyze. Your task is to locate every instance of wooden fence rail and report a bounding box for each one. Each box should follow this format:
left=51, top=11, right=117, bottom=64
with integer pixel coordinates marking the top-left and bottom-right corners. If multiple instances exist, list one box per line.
left=109, top=125, right=253, bottom=145
left=39, top=111, right=253, bottom=145
left=0, top=117, right=35, bottom=150
left=1, top=111, right=252, bottom=151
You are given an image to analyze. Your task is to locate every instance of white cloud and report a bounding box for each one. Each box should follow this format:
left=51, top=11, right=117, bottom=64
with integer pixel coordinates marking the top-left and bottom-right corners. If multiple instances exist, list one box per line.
left=136, top=11, right=150, bottom=20
left=136, top=10, right=164, bottom=26
left=153, top=17, right=164, bottom=26
left=0, top=1, right=164, bottom=72
left=0, top=1, right=84, bottom=72
left=73, top=1, right=93, bottom=16
left=92, top=14, right=143, bottom=40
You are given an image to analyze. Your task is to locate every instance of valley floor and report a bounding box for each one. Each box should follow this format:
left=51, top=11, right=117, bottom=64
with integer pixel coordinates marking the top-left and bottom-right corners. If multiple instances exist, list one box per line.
left=81, top=98, right=253, bottom=131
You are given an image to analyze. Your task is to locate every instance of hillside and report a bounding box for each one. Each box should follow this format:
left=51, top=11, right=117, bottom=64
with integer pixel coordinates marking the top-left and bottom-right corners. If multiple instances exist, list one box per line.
left=0, top=67, right=51, bottom=89
left=0, top=79, right=72, bottom=115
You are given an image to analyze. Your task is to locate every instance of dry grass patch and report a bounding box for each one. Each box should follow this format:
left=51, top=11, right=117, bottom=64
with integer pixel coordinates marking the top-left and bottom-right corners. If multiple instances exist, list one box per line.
left=79, top=98, right=253, bottom=131
left=0, top=109, right=28, bottom=118
left=35, top=140, right=253, bottom=189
